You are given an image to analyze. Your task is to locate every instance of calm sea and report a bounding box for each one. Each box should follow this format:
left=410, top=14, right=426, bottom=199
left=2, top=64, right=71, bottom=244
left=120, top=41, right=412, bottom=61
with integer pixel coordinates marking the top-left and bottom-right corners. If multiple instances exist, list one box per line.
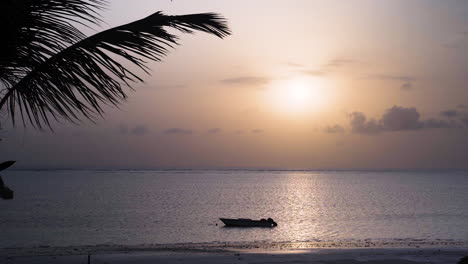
left=1, top=170, right=467, bottom=248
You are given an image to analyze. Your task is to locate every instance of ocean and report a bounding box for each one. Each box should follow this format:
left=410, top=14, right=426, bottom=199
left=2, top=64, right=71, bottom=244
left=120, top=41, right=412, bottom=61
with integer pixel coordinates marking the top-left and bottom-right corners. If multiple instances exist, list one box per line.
left=1, top=170, right=467, bottom=248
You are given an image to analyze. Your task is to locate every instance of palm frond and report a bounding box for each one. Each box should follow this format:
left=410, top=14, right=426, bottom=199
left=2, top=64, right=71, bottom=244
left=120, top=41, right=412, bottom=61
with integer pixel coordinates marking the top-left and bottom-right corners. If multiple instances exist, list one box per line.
left=1, top=11, right=230, bottom=129
left=0, top=0, right=105, bottom=87
left=0, top=161, right=16, bottom=171
left=0, top=161, right=15, bottom=199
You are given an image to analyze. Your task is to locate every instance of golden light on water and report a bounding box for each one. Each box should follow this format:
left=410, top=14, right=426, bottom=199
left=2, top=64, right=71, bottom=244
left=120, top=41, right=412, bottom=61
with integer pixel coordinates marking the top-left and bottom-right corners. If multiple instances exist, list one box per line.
left=266, top=76, right=332, bottom=115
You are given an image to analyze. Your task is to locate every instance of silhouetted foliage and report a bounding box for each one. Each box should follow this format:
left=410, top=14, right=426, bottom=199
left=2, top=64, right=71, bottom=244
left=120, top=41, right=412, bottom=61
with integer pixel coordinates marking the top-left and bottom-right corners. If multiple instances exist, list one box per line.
left=0, top=161, right=15, bottom=199
left=0, top=0, right=230, bottom=199
left=459, top=256, right=468, bottom=264
left=0, top=161, right=15, bottom=171
left=0, top=0, right=230, bottom=129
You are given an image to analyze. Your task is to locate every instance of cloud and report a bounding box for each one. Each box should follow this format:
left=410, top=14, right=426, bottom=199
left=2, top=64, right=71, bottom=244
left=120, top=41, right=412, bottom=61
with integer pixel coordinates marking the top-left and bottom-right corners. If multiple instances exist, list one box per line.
left=251, top=129, right=264, bottom=134
left=349, top=106, right=465, bottom=134
left=283, top=61, right=304, bottom=68
left=369, top=74, right=415, bottom=82
left=422, top=118, right=457, bottom=129
left=349, top=112, right=382, bottom=134
left=207, top=128, right=221, bottom=134
left=284, top=58, right=355, bottom=76
left=440, top=110, right=459, bottom=118
left=400, top=82, right=413, bottom=91
left=163, top=128, right=193, bottom=135
left=380, top=106, right=422, bottom=131
left=131, top=125, right=149, bottom=136
left=283, top=61, right=326, bottom=76
left=117, top=124, right=129, bottom=135
left=302, top=70, right=326, bottom=76
left=369, top=74, right=416, bottom=91
left=325, top=58, right=355, bottom=67
left=220, top=76, right=269, bottom=86
left=324, top=125, right=346, bottom=134
left=440, top=108, right=468, bottom=126
left=117, top=124, right=148, bottom=136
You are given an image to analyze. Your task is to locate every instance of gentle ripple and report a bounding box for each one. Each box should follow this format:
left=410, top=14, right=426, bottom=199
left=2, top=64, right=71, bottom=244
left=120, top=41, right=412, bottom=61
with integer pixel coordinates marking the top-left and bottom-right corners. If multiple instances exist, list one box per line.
left=0, top=170, right=467, bottom=247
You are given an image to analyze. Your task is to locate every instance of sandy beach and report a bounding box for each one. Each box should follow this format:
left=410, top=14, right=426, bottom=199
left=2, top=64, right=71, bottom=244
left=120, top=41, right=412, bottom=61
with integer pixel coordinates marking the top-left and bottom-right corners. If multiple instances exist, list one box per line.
left=2, top=241, right=467, bottom=264
left=2, top=248, right=467, bottom=264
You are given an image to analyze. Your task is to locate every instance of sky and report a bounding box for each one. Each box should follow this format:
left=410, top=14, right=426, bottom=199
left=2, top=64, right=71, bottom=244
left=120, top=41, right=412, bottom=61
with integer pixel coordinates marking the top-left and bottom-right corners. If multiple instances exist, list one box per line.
left=1, top=0, right=468, bottom=169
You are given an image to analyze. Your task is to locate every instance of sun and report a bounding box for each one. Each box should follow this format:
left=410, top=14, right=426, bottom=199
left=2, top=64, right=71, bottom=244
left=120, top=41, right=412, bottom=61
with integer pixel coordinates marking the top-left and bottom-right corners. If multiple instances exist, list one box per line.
left=287, top=82, right=313, bottom=106
left=267, top=76, right=330, bottom=115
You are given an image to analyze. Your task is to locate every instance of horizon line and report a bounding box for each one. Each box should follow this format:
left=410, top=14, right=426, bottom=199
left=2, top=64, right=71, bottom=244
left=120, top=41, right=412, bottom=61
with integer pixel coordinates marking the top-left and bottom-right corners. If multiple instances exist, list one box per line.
left=7, top=167, right=468, bottom=172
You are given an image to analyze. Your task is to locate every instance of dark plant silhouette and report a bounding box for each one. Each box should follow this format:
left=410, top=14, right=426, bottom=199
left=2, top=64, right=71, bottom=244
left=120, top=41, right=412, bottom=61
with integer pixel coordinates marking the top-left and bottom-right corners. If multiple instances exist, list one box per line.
left=459, top=256, right=468, bottom=264
left=0, top=0, right=230, bottom=199
left=0, top=161, right=15, bottom=199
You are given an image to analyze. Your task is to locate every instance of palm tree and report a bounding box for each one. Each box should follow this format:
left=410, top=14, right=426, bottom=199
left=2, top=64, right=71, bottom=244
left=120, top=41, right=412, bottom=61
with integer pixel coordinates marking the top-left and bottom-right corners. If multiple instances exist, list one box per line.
left=0, top=0, right=231, bottom=199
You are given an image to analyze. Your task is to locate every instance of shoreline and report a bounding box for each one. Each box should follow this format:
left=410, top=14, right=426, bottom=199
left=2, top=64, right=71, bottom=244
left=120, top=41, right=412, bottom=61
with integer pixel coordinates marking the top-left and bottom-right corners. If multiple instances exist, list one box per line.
left=1, top=248, right=467, bottom=264
left=2, top=239, right=467, bottom=257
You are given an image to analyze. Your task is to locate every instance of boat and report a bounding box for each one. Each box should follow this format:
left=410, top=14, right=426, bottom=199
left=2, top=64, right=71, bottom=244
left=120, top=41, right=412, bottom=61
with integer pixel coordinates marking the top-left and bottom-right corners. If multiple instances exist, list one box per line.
left=219, top=218, right=278, bottom=227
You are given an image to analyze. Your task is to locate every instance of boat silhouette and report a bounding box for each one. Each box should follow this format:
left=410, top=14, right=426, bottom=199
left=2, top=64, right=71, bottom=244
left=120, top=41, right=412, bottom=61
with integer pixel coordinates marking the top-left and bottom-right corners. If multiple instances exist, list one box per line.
left=220, top=218, right=278, bottom=227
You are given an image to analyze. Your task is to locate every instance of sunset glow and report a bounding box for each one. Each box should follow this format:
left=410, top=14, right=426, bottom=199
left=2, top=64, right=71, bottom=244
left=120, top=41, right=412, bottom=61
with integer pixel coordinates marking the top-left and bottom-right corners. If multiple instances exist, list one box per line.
left=2, top=0, right=468, bottom=170
left=268, top=76, right=331, bottom=115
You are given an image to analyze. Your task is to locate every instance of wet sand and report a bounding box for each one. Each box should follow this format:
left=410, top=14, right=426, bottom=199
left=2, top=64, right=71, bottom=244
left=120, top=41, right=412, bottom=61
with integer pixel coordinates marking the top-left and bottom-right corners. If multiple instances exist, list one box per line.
left=1, top=240, right=467, bottom=264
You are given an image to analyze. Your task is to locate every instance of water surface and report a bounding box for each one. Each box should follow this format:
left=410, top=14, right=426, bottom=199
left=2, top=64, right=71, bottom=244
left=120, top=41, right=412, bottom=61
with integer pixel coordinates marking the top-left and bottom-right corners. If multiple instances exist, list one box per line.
left=1, top=170, right=467, bottom=248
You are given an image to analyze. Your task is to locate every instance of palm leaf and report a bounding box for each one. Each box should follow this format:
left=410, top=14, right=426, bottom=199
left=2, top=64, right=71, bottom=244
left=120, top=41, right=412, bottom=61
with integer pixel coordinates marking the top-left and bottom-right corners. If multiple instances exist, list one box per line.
left=0, top=160, right=15, bottom=200
left=0, top=0, right=105, bottom=88
left=0, top=161, right=16, bottom=171
left=0, top=11, right=230, bottom=129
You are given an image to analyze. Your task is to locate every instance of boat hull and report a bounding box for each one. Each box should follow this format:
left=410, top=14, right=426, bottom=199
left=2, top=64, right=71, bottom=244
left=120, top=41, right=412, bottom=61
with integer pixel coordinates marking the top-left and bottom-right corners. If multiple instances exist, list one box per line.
left=219, top=218, right=277, bottom=227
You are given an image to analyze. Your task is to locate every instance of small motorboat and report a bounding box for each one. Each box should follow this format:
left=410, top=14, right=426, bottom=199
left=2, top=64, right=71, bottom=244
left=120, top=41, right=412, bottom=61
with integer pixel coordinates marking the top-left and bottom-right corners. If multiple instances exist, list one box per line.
left=220, top=218, right=278, bottom=227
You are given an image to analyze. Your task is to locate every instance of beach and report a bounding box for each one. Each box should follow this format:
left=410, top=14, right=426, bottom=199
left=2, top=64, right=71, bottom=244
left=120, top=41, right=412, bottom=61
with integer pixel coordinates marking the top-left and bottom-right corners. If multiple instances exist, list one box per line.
left=1, top=242, right=467, bottom=264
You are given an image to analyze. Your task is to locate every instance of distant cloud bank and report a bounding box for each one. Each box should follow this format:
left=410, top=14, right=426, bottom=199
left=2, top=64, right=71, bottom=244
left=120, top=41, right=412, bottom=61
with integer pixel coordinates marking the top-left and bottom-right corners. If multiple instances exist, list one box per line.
left=251, top=129, right=264, bottom=134
left=207, top=128, right=222, bottom=134
left=163, top=128, right=193, bottom=135
left=131, top=125, right=149, bottom=136
left=324, top=125, right=346, bottom=134
left=220, top=76, right=269, bottom=86
left=348, top=106, right=467, bottom=134
left=117, top=124, right=149, bottom=136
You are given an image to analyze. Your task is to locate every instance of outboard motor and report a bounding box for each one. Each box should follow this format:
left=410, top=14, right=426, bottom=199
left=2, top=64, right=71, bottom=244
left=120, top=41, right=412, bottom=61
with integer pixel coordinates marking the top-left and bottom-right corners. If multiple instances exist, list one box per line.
left=267, top=218, right=278, bottom=227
